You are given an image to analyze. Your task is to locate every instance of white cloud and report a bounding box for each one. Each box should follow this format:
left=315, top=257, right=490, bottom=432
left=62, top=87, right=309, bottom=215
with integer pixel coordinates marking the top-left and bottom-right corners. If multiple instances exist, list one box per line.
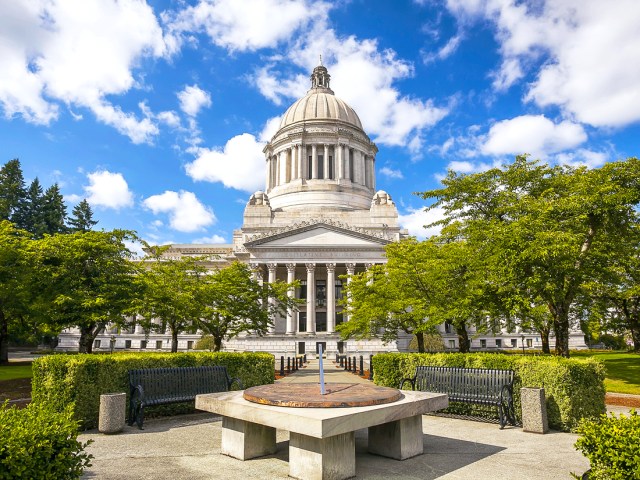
left=84, top=170, right=134, bottom=210
left=554, top=149, right=608, bottom=169
left=398, top=206, right=446, bottom=240
left=379, top=167, right=404, bottom=179
left=446, top=0, right=640, bottom=128
left=0, top=0, right=167, bottom=142
left=143, top=190, right=216, bottom=232
left=481, top=115, right=586, bottom=157
left=177, top=84, right=212, bottom=117
left=186, top=133, right=266, bottom=192
left=192, top=234, right=227, bottom=244
left=259, top=116, right=282, bottom=142
left=165, top=0, right=330, bottom=52
left=422, top=33, right=463, bottom=63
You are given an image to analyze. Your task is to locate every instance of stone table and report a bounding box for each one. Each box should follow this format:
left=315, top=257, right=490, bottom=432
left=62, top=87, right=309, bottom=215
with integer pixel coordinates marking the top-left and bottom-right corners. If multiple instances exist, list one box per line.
left=196, top=385, right=448, bottom=480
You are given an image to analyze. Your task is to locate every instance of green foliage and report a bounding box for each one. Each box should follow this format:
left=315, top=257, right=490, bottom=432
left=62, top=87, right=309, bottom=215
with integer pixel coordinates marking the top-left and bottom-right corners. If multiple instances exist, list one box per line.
left=32, top=352, right=275, bottom=429
left=0, top=402, right=92, bottom=479
left=0, top=159, right=27, bottom=225
left=598, top=334, right=628, bottom=350
left=574, top=410, right=640, bottom=480
left=68, top=199, right=98, bottom=232
left=571, top=351, right=640, bottom=395
left=408, top=333, right=445, bottom=352
left=372, top=352, right=606, bottom=431
left=194, top=335, right=216, bottom=351
left=41, top=184, right=68, bottom=235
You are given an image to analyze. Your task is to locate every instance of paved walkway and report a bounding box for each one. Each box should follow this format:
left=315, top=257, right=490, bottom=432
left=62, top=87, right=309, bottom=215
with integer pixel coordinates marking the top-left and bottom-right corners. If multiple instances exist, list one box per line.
left=277, top=357, right=371, bottom=384
left=77, top=359, right=612, bottom=479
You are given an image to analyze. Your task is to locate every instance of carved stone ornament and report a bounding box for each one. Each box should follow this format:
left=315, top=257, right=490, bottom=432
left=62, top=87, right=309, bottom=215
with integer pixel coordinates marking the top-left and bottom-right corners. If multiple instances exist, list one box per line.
left=245, top=218, right=389, bottom=243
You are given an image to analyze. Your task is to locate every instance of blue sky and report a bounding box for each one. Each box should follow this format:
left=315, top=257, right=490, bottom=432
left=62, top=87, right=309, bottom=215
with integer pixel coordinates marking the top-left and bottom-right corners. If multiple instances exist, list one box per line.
left=2, top=0, right=639, bottom=252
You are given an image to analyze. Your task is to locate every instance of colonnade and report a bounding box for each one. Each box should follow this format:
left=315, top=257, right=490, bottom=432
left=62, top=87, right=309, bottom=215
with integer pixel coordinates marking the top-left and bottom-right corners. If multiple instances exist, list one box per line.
left=266, top=143, right=375, bottom=191
left=253, top=262, right=375, bottom=336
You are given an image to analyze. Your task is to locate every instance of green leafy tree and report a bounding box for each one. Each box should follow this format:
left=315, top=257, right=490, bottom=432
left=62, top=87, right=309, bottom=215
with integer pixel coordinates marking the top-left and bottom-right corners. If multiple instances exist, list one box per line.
left=134, top=245, right=207, bottom=353
left=196, top=261, right=298, bottom=351
left=23, top=178, right=46, bottom=237
left=338, top=238, right=485, bottom=353
left=41, top=184, right=68, bottom=235
left=420, top=156, right=640, bottom=357
left=0, top=159, right=27, bottom=225
left=34, top=230, right=139, bottom=353
left=69, top=199, right=98, bottom=232
left=0, top=221, right=35, bottom=363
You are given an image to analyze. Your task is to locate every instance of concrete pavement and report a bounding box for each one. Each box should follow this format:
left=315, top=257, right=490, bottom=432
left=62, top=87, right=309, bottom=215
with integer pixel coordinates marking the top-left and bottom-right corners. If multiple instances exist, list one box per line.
left=79, top=358, right=595, bottom=479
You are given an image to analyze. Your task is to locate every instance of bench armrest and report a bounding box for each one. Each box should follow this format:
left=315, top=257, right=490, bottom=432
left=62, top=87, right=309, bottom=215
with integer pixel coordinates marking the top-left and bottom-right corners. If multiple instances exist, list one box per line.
left=229, top=377, right=243, bottom=390
left=399, top=377, right=415, bottom=390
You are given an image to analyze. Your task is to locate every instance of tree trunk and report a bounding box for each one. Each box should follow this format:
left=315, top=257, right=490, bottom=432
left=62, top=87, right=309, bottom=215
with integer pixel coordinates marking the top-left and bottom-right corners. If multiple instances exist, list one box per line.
left=538, top=326, right=551, bottom=354
left=456, top=325, right=471, bottom=353
left=416, top=333, right=425, bottom=353
left=171, top=328, right=178, bottom=353
left=213, top=335, right=223, bottom=352
left=550, top=303, right=571, bottom=358
left=0, top=310, right=8, bottom=364
left=78, top=326, right=95, bottom=354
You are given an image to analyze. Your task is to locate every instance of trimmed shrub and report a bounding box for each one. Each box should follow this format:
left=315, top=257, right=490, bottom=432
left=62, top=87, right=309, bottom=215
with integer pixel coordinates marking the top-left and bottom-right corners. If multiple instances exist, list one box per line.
left=574, top=410, right=640, bottom=480
left=32, top=351, right=274, bottom=429
left=372, top=352, right=606, bottom=431
left=0, top=402, right=92, bottom=479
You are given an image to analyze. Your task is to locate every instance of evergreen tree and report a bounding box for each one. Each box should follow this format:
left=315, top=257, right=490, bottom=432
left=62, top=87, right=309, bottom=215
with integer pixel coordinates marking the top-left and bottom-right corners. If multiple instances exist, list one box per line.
left=69, top=199, right=98, bottom=232
left=41, top=184, right=68, bottom=235
left=0, top=159, right=27, bottom=224
left=23, top=178, right=46, bottom=237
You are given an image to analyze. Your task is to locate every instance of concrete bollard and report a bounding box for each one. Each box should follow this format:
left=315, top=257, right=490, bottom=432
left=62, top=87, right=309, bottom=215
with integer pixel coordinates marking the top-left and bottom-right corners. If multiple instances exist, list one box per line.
left=99, top=393, right=126, bottom=434
left=521, top=387, right=548, bottom=434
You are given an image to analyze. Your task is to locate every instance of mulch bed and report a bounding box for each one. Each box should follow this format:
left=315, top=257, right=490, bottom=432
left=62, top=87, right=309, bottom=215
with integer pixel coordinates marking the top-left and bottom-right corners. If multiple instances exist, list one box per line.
left=605, top=393, right=640, bottom=408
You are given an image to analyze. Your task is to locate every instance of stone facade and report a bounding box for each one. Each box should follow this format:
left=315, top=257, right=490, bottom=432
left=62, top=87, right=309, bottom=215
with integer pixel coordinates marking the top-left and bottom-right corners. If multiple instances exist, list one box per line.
left=57, top=63, right=586, bottom=354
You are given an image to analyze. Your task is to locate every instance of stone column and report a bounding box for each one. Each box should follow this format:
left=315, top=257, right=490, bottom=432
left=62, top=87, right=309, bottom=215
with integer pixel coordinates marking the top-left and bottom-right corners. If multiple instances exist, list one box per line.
left=356, top=150, right=364, bottom=185
left=265, top=157, right=271, bottom=191
left=134, top=321, right=144, bottom=334
left=370, top=155, right=376, bottom=190
left=305, top=263, right=316, bottom=333
left=326, top=264, right=336, bottom=333
left=267, top=263, right=277, bottom=334
left=280, top=151, right=288, bottom=185
left=286, top=263, right=296, bottom=335
left=337, top=143, right=344, bottom=180
left=323, top=144, right=330, bottom=179
left=297, top=144, right=303, bottom=180
left=291, top=146, right=298, bottom=180
left=311, top=144, right=318, bottom=179
left=344, top=147, right=351, bottom=181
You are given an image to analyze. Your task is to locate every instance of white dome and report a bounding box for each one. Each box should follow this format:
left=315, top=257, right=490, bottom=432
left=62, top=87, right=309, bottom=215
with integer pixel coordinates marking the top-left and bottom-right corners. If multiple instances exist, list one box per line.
left=278, top=89, right=363, bottom=130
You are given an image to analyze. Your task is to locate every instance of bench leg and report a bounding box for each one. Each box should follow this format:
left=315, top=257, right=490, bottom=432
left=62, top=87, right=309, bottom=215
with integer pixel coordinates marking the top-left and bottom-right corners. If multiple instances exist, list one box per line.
left=221, top=416, right=277, bottom=460
left=368, top=415, right=423, bottom=460
left=289, top=431, right=355, bottom=480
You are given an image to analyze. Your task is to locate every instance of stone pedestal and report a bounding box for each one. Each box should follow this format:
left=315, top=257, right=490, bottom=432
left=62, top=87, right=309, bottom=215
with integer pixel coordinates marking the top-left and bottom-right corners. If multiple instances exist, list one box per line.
left=368, top=415, right=423, bottom=460
left=521, top=387, right=548, bottom=434
left=289, top=431, right=355, bottom=480
left=221, top=417, right=277, bottom=460
left=99, top=393, right=126, bottom=434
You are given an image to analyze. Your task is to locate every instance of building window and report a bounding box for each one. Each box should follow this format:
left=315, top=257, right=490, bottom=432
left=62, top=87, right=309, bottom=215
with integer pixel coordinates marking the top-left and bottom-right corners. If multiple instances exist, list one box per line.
left=317, top=155, right=324, bottom=179
left=511, top=339, right=517, bottom=348
left=316, top=312, right=327, bottom=332
left=187, top=341, right=194, bottom=350
left=125, top=340, right=131, bottom=349
left=140, top=340, right=147, bottom=349
left=335, top=279, right=343, bottom=300
left=444, top=322, right=453, bottom=334
left=298, top=312, right=307, bottom=332
left=308, top=156, right=312, bottom=179
left=480, top=339, right=487, bottom=348
left=156, top=340, right=163, bottom=349
left=328, top=156, right=333, bottom=179
left=335, top=312, right=343, bottom=326
left=495, top=339, right=502, bottom=348
left=448, top=340, right=455, bottom=349
left=316, top=280, right=326, bottom=307
left=526, top=339, right=533, bottom=348
left=94, top=340, right=101, bottom=349
left=299, top=281, right=307, bottom=299
left=349, top=150, right=354, bottom=180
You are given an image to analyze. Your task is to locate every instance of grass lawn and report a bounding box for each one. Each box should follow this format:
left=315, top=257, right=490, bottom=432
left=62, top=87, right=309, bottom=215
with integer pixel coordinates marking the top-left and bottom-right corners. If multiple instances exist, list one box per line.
left=0, top=362, right=33, bottom=381
left=572, top=351, right=640, bottom=395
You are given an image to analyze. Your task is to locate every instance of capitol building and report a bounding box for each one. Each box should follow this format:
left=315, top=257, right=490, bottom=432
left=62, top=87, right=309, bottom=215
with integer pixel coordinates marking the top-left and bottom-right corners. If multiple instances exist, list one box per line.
left=58, top=63, right=587, bottom=355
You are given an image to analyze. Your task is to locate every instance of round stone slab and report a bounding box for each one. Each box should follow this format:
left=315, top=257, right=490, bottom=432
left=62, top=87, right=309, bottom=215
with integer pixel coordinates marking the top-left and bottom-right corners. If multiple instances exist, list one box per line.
left=243, top=383, right=402, bottom=408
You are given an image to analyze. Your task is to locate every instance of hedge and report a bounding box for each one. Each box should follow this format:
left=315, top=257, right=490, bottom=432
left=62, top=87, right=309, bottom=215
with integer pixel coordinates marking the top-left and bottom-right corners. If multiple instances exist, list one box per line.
left=0, top=402, right=92, bottom=479
left=32, top=352, right=274, bottom=429
left=372, top=352, right=606, bottom=431
left=574, top=410, right=640, bottom=480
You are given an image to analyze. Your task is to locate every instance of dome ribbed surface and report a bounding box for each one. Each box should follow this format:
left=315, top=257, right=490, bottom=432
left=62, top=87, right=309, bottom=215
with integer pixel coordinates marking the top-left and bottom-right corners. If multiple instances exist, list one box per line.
left=279, top=89, right=363, bottom=130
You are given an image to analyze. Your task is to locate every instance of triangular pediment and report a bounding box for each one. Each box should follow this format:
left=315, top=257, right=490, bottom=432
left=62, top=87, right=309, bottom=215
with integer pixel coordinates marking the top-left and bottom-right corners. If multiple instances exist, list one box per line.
left=244, top=222, right=391, bottom=248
